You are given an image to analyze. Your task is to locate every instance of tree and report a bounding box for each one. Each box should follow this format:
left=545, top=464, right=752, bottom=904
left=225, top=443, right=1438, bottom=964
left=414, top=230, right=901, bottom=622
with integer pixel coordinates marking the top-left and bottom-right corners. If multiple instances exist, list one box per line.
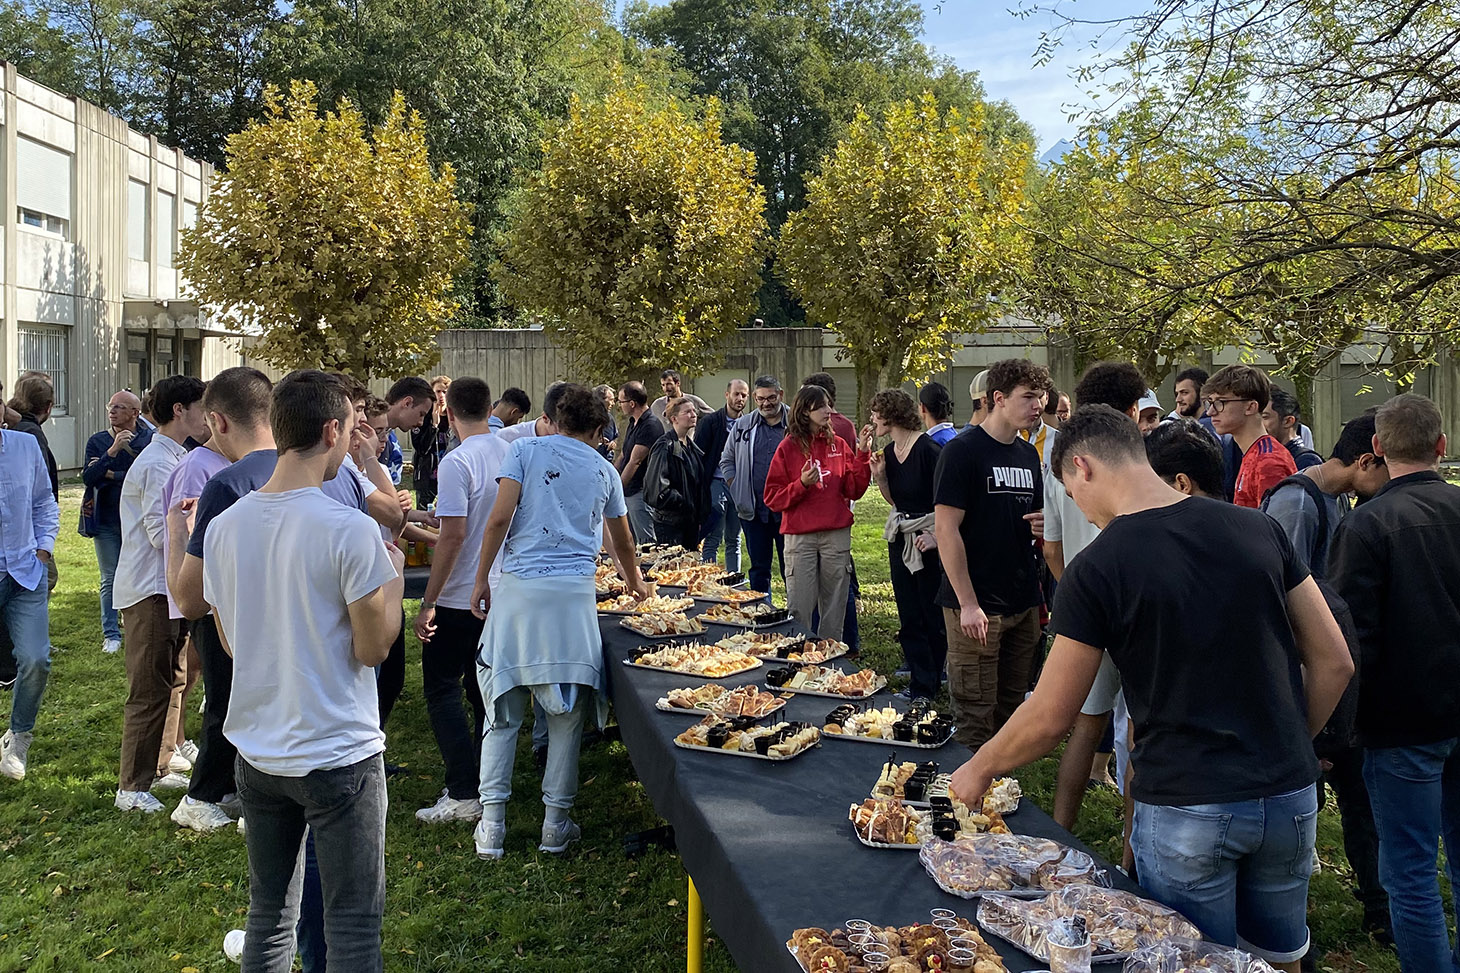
left=278, top=0, right=679, bottom=323
left=779, top=93, right=1033, bottom=420
left=495, top=82, right=769, bottom=381
left=177, top=81, right=471, bottom=378
left=1022, top=96, right=1247, bottom=384
left=1019, top=0, right=1460, bottom=382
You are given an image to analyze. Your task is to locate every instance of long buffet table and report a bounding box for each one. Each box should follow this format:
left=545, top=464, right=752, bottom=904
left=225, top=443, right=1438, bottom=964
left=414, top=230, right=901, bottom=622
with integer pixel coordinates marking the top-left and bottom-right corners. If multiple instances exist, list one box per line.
left=600, top=608, right=1143, bottom=973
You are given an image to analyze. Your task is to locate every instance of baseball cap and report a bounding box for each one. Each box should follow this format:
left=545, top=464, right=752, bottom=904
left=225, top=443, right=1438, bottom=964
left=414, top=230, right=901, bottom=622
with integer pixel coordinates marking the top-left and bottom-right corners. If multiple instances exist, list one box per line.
left=1138, top=389, right=1162, bottom=414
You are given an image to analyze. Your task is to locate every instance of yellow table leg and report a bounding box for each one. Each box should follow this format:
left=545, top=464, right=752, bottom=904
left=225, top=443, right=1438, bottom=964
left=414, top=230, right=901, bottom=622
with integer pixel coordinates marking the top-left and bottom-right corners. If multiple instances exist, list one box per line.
left=687, top=874, right=704, bottom=973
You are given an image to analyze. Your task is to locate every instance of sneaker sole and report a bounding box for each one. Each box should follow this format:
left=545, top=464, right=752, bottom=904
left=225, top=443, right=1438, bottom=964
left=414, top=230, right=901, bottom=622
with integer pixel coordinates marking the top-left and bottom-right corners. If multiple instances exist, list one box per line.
left=475, top=848, right=505, bottom=860
left=538, top=835, right=580, bottom=854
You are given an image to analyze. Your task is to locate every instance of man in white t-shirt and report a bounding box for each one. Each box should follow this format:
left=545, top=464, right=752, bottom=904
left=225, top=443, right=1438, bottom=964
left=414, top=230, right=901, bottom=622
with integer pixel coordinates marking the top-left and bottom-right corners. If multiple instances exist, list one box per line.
left=412, top=378, right=510, bottom=824
left=1045, top=362, right=1147, bottom=831
left=203, top=370, right=403, bottom=970
left=113, top=375, right=208, bottom=812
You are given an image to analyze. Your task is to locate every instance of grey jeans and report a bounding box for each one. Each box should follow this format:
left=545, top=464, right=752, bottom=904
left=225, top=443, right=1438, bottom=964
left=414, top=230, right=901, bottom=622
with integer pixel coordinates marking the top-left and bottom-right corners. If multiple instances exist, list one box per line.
left=784, top=527, right=852, bottom=641
left=235, top=753, right=387, bottom=973
left=624, top=492, right=656, bottom=544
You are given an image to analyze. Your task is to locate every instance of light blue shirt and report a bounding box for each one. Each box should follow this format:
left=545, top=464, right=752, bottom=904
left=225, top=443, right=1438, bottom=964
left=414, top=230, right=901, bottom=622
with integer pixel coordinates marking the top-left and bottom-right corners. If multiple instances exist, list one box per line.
left=488, top=415, right=504, bottom=430
left=0, top=430, right=60, bottom=590
left=498, top=435, right=627, bottom=579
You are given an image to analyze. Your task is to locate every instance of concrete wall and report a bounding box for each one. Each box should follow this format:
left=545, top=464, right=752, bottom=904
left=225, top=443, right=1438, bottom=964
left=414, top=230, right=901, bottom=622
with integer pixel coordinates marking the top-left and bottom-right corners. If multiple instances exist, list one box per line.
left=0, top=62, right=232, bottom=470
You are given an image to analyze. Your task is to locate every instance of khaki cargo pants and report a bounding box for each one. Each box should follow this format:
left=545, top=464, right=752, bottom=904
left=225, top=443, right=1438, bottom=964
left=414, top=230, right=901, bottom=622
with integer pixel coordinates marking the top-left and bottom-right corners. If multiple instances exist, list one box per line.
left=943, top=606, right=1042, bottom=751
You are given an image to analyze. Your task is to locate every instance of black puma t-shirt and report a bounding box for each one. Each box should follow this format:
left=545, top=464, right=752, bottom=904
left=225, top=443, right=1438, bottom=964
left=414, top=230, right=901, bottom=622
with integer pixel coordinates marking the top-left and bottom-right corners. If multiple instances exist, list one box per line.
left=931, top=425, right=1043, bottom=614
left=1053, top=496, right=1318, bottom=806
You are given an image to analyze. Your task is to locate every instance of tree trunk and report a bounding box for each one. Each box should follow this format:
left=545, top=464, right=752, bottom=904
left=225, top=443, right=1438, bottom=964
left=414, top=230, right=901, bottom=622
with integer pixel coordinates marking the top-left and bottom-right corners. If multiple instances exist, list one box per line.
left=853, top=358, right=889, bottom=428
left=1292, top=371, right=1316, bottom=423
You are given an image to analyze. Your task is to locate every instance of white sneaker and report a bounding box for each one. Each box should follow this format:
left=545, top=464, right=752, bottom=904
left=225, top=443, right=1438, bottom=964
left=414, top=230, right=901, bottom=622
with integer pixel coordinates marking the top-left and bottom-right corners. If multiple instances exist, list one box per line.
left=0, top=730, right=33, bottom=780
left=474, top=818, right=505, bottom=860
left=102, top=638, right=122, bottom=655
left=236, top=816, right=246, bottom=835
left=171, top=796, right=234, bottom=832
left=115, top=789, right=165, bottom=813
left=179, top=740, right=200, bottom=764
left=415, top=789, right=483, bottom=824
left=218, top=792, right=243, bottom=818
left=167, top=751, right=192, bottom=774
left=539, top=817, right=581, bottom=854
left=152, top=771, right=191, bottom=792
left=223, top=929, right=245, bottom=963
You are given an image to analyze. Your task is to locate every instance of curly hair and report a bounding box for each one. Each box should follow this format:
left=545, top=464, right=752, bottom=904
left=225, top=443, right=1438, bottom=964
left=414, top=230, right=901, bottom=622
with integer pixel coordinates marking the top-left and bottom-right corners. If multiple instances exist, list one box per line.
left=554, top=383, right=611, bottom=437
left=985, top=359, right=1052, bottom=408
left=787, top=384, right=834, bottom=452
left=869, top=388, right=920, bottom=432
left=1072, top=362, right=1146, bottom=413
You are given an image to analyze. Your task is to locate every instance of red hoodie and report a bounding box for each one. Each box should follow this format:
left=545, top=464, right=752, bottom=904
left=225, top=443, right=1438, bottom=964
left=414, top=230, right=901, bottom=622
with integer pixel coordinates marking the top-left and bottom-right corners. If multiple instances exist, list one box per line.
left=763, top=433, right=871, bottom=534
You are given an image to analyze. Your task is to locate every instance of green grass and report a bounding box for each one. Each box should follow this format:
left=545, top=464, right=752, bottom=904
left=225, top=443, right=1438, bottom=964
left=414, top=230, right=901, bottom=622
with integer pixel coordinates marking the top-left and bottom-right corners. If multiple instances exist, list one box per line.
left=0, top=486, right=1402, bottom=971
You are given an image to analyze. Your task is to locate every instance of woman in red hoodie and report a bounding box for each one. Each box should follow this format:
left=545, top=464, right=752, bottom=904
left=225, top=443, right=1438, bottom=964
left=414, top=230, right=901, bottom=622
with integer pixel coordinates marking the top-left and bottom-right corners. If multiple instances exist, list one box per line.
left=763, top=384, right=872, bottom=640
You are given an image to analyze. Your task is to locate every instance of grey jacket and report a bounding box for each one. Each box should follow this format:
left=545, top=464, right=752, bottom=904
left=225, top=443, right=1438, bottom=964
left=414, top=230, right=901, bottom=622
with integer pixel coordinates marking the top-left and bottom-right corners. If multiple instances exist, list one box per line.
left=718, top=405, right=790, bottom=520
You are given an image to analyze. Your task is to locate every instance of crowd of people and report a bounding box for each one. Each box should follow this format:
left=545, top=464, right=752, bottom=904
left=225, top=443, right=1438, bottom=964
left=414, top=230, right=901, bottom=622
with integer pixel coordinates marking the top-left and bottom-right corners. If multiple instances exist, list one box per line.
left=0, top=353, right=1455, bottom=973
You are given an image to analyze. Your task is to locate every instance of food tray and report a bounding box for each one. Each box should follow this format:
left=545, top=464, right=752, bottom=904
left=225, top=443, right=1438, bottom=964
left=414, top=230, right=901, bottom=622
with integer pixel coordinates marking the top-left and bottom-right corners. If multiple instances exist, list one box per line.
left=749, top=640, right=848, bottom=661
left=623, top=656, right=761, bottom=677
left=654, top=697, right=787, bottom=719
left=702, top=615, right=795, bottom=630
left=854, top=830, right=922, bottom=850
left=597, top=599, right=695, bottom=616
left=919, top=834, right=1111, bottom=900
left=975, top=887, right=1202, bottom=965
left=769, top=677, right=887, bottom=699
left=672, top=737, right=812, bottom=761
left=827, top=725, right=954, bottom=749
left=617, top=617, right=707, bottom=639
left=1123, top=939, right=1279, bottom=973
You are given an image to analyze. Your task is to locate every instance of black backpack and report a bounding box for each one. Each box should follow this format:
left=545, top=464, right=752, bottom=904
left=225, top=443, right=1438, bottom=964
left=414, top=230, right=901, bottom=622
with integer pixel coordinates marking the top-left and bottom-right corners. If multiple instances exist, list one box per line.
left=1260, top=474, right=1333, bottom=573
left=1259, top=475, right=1361, bottom=755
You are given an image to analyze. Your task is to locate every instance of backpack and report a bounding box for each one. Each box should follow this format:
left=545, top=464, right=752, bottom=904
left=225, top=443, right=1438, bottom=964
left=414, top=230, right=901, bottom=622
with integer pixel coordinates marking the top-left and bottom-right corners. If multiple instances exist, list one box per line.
left=1259, top=475, right=1361, bottom=755
left=1260, top=474, right=1332, bottom=572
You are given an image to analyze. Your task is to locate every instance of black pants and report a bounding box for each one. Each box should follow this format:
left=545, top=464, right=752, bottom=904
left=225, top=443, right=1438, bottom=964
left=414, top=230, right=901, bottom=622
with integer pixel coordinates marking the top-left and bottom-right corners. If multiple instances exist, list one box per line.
left=1324, top=745, right=1389, bottom=918
left=423, top=607, right=486, bottom=800
left=888, top=545, right=946, bottom=699
left=377, top=611, right=406, bottom=729
left=187, top=615, right=237, bottom=803
left=651, top=516, right=699, bottom=551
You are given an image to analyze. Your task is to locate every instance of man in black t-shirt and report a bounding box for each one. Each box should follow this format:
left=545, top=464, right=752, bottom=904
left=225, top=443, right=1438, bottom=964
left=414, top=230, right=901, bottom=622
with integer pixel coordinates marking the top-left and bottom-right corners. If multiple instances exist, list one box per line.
left=615, top=381, right=665, bottom=542
left=933, top=358, right=1050, bottom=750
left=949, top=405, right=1354, bottom=972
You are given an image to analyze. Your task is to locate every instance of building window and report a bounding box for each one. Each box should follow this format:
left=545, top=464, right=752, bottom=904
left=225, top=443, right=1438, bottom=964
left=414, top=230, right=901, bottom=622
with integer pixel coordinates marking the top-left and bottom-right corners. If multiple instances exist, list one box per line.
left=128, top=180, right=149, bottom=260
left=17, top=324, right=69, bottom=413
left=126, top=331, right=151, bottom=393
left=157, top=191, right=176, bottom=267
left=16, top=137, right=72, bottom=240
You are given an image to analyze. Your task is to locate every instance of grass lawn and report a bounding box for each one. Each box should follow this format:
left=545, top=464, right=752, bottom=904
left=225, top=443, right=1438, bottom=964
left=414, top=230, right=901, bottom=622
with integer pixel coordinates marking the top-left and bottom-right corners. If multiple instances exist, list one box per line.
left=0, top=485, right=1404, bottom=971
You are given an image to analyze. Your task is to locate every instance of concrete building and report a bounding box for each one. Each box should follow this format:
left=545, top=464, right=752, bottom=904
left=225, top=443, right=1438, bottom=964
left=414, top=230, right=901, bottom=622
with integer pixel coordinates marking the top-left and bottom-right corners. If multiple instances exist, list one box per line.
left=0, top=63, right=241, bottom=470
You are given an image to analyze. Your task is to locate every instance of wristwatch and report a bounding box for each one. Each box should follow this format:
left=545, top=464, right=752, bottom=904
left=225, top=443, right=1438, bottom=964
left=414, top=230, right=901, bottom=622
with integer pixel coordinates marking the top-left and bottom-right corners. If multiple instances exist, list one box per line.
left=420, top=600, right=436, bottom=611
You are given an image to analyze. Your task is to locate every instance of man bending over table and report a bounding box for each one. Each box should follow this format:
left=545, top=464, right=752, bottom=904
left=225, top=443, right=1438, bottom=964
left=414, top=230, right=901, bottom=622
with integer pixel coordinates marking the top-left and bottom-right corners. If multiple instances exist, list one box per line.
left=950, top=404, right=1353, bottom=973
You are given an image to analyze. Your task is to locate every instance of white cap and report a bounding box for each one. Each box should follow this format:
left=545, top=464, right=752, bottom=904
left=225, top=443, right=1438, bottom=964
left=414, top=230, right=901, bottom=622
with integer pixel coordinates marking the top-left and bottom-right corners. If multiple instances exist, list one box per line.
left=1138, top=389, right=1162, bottom=413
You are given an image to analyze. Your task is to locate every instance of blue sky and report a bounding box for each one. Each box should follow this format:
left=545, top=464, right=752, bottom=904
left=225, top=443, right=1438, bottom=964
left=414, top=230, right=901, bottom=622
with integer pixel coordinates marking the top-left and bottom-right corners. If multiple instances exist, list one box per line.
left=618, top=0, right=1146, bottom=152
left=919, top=0, right=1142, bottom=150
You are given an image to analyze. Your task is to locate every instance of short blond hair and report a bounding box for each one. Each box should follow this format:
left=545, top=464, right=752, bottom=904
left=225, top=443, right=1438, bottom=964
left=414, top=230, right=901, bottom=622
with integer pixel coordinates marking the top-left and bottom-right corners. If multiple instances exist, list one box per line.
left=430, top=375, right=452, bottom=392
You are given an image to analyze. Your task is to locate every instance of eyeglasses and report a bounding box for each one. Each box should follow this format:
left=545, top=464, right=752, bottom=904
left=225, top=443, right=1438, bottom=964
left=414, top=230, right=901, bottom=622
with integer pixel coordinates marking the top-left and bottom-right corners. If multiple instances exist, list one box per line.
left=754, top=395, right=780, bottom=405
left=1204, top=397, right=1250, bottom=414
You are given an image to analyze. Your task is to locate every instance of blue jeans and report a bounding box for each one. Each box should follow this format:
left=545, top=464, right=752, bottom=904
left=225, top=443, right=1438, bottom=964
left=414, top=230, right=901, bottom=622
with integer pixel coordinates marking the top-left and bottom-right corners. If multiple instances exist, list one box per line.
left=92, top=525, right=122, bottom=641
left=700, top=480, right=742, bottom=572
left=1364, top=740, right=1460, bottom=972
left=235, top=753, right=387, bottom=973
left=740, top=514, right=784, bottom=598
left=1132, top=784, right=1317, bottom=965
left=0, top=574, right=51, bottom=735
left=479, top=686, right=588, bottom=811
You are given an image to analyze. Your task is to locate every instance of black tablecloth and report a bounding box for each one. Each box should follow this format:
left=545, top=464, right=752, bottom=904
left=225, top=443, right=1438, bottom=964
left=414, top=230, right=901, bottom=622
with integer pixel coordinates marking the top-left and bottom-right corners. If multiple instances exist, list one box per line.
left=602, top=610, right=1143, bottom=973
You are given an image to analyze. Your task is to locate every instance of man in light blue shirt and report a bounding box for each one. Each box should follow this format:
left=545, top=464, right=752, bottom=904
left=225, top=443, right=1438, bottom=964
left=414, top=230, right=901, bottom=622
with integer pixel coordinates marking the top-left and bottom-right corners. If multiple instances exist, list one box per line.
left=0, top=420, right=61, bottom=780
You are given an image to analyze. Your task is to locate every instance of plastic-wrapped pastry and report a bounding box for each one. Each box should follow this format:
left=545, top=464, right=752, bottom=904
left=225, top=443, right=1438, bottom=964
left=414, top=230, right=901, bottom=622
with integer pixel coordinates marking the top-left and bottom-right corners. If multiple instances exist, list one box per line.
left=977, top=886, right=1201, bottom=960
left=1121, top=938, right=1280, bottom=972
left=919, top=833, right=1110, bottom=898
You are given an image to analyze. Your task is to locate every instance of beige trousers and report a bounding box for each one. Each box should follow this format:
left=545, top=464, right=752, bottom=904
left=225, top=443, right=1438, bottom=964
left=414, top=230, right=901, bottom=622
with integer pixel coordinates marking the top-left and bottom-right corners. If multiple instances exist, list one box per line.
left=784, top=527, right=852, bottom=641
